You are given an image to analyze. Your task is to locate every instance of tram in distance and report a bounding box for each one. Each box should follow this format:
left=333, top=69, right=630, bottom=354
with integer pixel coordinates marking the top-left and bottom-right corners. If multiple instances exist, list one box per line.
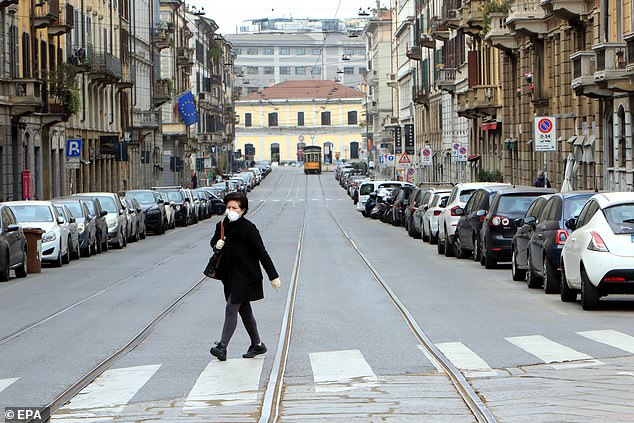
left=303, top=146, right=322, bottom=174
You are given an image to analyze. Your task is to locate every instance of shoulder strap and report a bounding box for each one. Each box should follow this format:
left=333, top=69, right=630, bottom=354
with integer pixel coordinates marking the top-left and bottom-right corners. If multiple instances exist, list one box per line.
left=220, top=221, right=224, bottom=239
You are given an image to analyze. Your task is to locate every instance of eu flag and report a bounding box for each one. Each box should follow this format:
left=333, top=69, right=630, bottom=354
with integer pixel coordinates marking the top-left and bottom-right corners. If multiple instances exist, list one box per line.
left=178, top=91, right=199, bottom=126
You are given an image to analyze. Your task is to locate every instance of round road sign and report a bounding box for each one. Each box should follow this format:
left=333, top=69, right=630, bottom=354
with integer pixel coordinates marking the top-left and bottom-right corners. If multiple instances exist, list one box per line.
left=538, top=118, right=553, bottom=133
left=422, top=148, right=431, bottom=157
left=459, top=147, right=467, bottom=154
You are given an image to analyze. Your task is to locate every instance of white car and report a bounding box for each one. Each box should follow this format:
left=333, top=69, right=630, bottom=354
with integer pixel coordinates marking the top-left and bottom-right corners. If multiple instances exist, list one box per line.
left=411, top=188, right=451, bottom=239
left=357, top=181, right=413, bottom=213
left=421, top=191, right=451, bottom=244
left=437, top=183, right=511, bottom=257
left=7, top=201, right=71, bottom=267
left=560, top=192, right=634, bottom=310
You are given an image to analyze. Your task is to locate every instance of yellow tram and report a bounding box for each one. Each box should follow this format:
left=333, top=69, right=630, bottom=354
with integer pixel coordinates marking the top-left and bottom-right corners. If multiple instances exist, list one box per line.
left=303, top=146, right=322, bottom=174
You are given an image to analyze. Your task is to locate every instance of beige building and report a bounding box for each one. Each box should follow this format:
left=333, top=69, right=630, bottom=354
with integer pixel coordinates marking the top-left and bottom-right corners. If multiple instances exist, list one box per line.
left=235, top=80, right=364, bottom=163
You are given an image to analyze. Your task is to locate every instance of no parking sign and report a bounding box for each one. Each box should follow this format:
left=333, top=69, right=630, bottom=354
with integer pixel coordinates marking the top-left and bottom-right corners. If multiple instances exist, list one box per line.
left=534, top=116, right=557, bottom=152
left=421, top=147, right=432, bottom=166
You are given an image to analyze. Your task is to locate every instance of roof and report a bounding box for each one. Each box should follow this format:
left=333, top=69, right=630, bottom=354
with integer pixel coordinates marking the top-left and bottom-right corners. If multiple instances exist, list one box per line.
left=241, top=80, right=364, bottom=101
left=594, top=192, right=634, bottom=208
left=495, top=186, right=557, bottom=195
left=3, top=201, right=52, bottom=206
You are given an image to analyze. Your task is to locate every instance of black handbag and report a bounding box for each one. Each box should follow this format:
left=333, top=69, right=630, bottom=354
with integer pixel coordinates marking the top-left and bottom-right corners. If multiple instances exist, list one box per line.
left=204, top=222, right=224, bottom=279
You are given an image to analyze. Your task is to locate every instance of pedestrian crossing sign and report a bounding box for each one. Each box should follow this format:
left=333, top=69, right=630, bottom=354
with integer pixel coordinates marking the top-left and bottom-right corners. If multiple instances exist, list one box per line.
left=398, top=152, right=411, bottom=164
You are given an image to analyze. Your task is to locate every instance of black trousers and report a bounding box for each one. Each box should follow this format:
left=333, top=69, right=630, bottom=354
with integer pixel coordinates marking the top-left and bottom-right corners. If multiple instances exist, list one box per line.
left=219, top=295, right=260, bottom=347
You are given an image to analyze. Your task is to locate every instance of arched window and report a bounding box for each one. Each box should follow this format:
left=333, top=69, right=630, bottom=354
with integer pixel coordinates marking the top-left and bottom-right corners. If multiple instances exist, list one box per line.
left=350, top=141, right=359, bottom=159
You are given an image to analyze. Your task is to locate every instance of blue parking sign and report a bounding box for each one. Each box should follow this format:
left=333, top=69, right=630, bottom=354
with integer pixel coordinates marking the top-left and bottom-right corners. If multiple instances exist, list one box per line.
left=66, top=139, right=82, bottom=157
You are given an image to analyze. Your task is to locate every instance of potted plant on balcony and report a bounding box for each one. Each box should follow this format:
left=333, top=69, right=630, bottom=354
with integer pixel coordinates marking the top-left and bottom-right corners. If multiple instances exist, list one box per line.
left=483, top=0, right=509, bottom=34
left=48, top=63, right=80, bottom=117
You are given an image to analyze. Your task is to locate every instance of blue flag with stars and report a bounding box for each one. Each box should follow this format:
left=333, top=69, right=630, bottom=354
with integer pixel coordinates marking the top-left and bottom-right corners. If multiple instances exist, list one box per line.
left=178, top=91, right=199, bottom=126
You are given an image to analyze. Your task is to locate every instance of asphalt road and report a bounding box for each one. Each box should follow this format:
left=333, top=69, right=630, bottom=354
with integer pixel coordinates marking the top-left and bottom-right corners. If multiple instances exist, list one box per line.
left=1, top=167, right=634, bottom=422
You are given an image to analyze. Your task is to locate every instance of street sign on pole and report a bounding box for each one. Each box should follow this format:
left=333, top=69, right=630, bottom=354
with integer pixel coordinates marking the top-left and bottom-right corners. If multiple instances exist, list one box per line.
left=534, top=116, right=557, bottom=152
left=66, top=139, right=82, bottom=157
left=457, top=146, right=468, bottom=162
left=398, top=152, right=411, bottom=164
left=421, top=147, right=432, bottom=166
left=386, top=154, right=396, bottom=167
left=452, top=142, right=460, bottom=157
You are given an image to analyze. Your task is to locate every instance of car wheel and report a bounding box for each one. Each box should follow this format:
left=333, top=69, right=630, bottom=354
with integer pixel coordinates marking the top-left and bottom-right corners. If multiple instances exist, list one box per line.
left=581, top=267, right=600, bottom=310
left=430, top=231, right=438, bottom=245
left=560, top=260, right=577, bottom=302
left=15, top=246, right=27, bottom=278
left=73, top=241, right=81, bottom=260
left=118, top=230, right=125, bottom=249
left=511, top=248, right=526, bottom=281
left=102, top=235, right=109, bottom=252
left=543, top=256, right=560, bottom=294
left=526, top=251, right=542, bottom=289
left=140, top=226, right=147, bottom=240
left=473, top=236, right=481, bottom=262
left=0, top=252, right=10, bottom=281
left=62, top=239, right=71, bottom=264
left=54, top=244, right=63, bottom=267
left=422, top=222, right=429, bottom=242
left=444, top=232, right=454, bottom=258
left=437, top=232, right=445, bottom=254
left=453, top=235, right=468, bottom=259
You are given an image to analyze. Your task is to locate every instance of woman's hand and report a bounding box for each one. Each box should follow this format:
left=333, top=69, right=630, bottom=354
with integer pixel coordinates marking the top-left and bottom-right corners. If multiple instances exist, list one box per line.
left=215, top=239, right=225, bottom=250
left=271, top=278, right=281, bottom=292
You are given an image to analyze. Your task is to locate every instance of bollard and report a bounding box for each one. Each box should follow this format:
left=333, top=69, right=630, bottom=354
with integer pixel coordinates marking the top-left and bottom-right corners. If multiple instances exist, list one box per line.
left=22, top=228, right=44, bottom=273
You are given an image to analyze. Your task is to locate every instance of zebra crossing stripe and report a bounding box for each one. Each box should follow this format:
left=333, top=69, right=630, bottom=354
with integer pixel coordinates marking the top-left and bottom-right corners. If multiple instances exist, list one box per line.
left=435, top=342, right=498, bottom=378
left=183, top=358, right=264, bottom=409
left=0, top=378, right=19, bottom=394
left=52, top=365, right=160, bottom=421
left=577, top=330, right=634, bottom=353
left=309, top=350, right=377, bottom=392
left=506, top=335, right=603, bottom=368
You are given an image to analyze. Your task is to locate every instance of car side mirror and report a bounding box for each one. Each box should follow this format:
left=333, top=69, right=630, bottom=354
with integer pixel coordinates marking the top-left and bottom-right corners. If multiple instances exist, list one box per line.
left=100, top=210, right=108, bottom=217
left=69, top=216, right=76, bottom=224
left=454, top=207, right=464, bottom=216
left=158, top=199, right=164, bottom=204
left=129, top=208, right=135, bottom=214
left=6, top=224, right=19, bottom=232
left=137, top=207, right=142, bottom=213
left=523, top=216, right=537, bottom=227
left=57, top=216, right=65, bottom=224
left=119, top=209, right=124, bottom=215
left=424, top=205, right=429, bottom=211
left=475, top=209, right=487, bottom=217
left=565, top=217, right=577, bottom=231
left=514, top=218, right=524, bottom=227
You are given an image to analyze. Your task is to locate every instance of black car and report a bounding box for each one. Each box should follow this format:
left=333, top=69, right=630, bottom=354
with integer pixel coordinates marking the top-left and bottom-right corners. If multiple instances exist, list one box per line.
left=126, top=190, right=167, bottom=235
left=67, top=196, right=109, bottom=253
left=52, top=198, right=97, bottom=257
left=380, top=188, right=400, bottom=224
left=525, top=192, right=594, bottom=292
left=404, top=188, right=431, bottom=238
left=153, top=187, right=193, bottom=227
left=478, top=187, right=555, bottom=269
left=391, top=185, right=415, bottom=227
left=511, top=195, right=551, bottom=281
left=453, top=185, right=516, bottom=260
left=0, top=205, right=27, bottom=281
left=201, top=189, right=227, bottom=215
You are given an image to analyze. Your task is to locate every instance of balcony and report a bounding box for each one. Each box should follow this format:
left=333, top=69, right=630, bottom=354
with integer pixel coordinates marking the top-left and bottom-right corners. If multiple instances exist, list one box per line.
left=457, top=85, right=501, bottom=118
left=485, top=12, right=518, bottom=52
left=626, top=33, right=634, bottom=79
left=445, top=9, right=461, bottom=29
left=436, top=68, right=457, bottom=92
left=32, top=0, right=59, bottom=28
left=68, top=44, right=92, bottom=73
left=89, top=52, right=122, bottom=83
left=593, top=42, right=631, bottom=92
left=506, top=0, right=547, bottom=36
left=7, top=79, right=44, bottom=115
left=570, top=51, right=611, bottom=98
left=406, top=46, right=422, bottom=61
left=386, top=73, right=397, bottom=88
left=210, top=75, right=222, bottom=86
left=132, top=110, right=159, bottom=128
left=177, top=47, right=194, bottom=67
left=0, top=0, right=18, bottom=9
left=117, top=67, right=134, bottom=89
left=430, top=16, right=450, bottom=41
left=539, top=0, right=588, bottom=21
left=153, top=22, right=172, bottom=50
left=160, top=0, right=182, bottom=7
left=198, top=91, right=220, bottom=108
left=153, top=79, right=173, bottom=107
left=412, top=86, right=429, bottom=106
left=48, top=3, right=74, bottom=36
left=460, top=0, right=486, bottom=35
left=420, top=34, right=436, bottom=49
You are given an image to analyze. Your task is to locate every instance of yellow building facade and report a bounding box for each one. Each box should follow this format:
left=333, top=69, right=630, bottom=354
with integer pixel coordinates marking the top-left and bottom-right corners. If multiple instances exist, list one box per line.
left=235, top=80, right=365, bottom=164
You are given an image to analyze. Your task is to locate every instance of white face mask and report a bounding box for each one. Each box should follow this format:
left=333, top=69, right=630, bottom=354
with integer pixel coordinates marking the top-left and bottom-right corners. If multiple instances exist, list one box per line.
left=226, top=210, right=241, bottom=222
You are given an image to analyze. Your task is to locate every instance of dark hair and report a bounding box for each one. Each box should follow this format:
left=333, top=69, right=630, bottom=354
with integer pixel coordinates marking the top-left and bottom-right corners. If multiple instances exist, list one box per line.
left=224, top=192, right=248, bottom=215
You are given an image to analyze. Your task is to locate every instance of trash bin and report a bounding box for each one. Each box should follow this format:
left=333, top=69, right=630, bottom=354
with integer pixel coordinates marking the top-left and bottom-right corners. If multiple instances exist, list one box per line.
left=23, top=228, right=44, bottom=273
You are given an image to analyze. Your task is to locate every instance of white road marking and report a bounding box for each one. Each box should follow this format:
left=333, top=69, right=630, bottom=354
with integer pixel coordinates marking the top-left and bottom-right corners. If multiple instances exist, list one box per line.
left=311, top=198, right=320, bottom=201
left=506, top=335, right=603, bottom=368
left=52, top=364, right=160, bottom=421
left=435, top=342, right=498, bottom=378
left=309, top=350, right=377, bottom=392
left=184, top=358, right=264, bottom=409
left=272, top=199, right=280, bottom=202
left=578, top=330, right=634, bottom=353
left=0, top=377, right=19, bottom=393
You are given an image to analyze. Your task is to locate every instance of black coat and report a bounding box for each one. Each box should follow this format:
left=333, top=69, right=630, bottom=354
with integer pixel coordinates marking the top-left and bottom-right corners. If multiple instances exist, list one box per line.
left=210, top=216, right=278, bottom=303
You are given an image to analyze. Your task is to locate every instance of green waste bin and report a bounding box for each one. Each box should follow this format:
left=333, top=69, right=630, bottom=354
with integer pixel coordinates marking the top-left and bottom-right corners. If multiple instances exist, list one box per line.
left=23, top=228, right=44, bottom=273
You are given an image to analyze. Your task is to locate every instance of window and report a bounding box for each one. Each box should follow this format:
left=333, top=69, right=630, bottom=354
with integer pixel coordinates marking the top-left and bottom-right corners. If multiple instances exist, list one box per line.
left=295, top=66, right=306, bottom=75
left=357, top=49, right=365, bottom=55
left=295, top=48, right=305, bottom=55
left=279, top=47, right=290, bottom=55
left=247, top=66, right=258, bottom=75
left=246, top=48, right=258, bottom=55
left=358, top=66, right=367, bottom=75
left=344, top=48, right=354, bottom=55
left=297, top=112, right=304, bottom=126
left=234, top=48, right=242, bottom=54
left=263, top=66, right=274, bottom=75
left=262, top=48, right=274, bottom=55
left=604, top=203, right=634, bottom=234
left=350, top=141, right=359, bottom=159
left=311, top=66, right=321, bottom=75
left=321, top=111, right=331, bottom=126
left=310, top=48, right=321, bottom=55
left=244, top=113, right=252, bottom=127
left=347, top=111, right=358, bottom=125
left=344, top=67, right=354, bottom=75
left=279, top=66, right=291, bottom=75
left=268, top=112, right=278, bottom=127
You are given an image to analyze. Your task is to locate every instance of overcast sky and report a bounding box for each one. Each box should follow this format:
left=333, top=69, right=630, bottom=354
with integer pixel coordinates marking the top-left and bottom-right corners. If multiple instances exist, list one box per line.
left=193, top=1, right=378, bottom=35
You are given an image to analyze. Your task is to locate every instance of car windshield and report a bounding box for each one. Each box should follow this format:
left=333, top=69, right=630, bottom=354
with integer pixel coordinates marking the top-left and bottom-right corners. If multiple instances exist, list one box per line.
left=459, top=189, right=476, bottom=203
left=10, top=205, right=53, bottom=222
left=61, top=202, right=83, bottom=217
left=497, top=195, right=542, bottom=217
left=360, top=184, right=375, bottom=195
left=164, top=191, right=184, bottom=202
left=97, top=196, right=118, bottom=213
left=563, top=196, right=591, bottom=219
left=130, top=192, right=156, bottom=204
left=604, top=204, right=634, bottom=235
left=84, top=201, right=96, bottom=215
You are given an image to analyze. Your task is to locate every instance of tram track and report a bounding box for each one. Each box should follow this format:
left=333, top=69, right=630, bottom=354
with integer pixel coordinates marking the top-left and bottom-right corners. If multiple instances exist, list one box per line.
left=315, top=174, right=497, bottom=423
left=28, top=170, right=300, bottom=422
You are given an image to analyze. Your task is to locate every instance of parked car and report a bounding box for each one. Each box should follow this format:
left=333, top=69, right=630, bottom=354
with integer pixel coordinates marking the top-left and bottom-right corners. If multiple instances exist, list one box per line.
left=153, top=187, right=193, bottom=227
left=510, top=195, right=552, bottom=281
left=369, top=187, right=396, bottom=220
left=74, top=193, right=127, bottom=249
left=409, top=188, right=450, bottom=239
left=357, top=181, right=412, bottom=214
left=0, top=205, right=27, bottom=281
left=53, top=204, right=81, bottom=260
left=422, top=191, right=451, bottom=244
left=52, top=198, right=97, bottom=257
left=126, top=190, right=167, bottom=235
left=560, top=192, right=634, bottom=309
left=477, top=187, right=555, bottom=268
left=380, top=188, right=401, bottom=224
left=7, top=201, right=70, bottom=267
left=404, top=187, right=431, bottom=238
left=437, top=183, right=511, bottom=257
left=155, top=191, right=176, bottom=230
left=525, top=192, right=594, bottom=292
left=391, top=185, right=416, bottom=227
left=122, top=196, right=146, bottom=241
left=184, top=189, right=199, bottom=224
left=200, top=189, right=227, bottom=215
left=76, top=196, right=109, bottom=253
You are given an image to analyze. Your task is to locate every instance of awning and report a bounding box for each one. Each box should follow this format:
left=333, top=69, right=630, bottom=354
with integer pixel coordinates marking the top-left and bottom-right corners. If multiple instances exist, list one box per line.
left=468, top=154, right=481, bottom=162
left=566, top=135, right=577, bottom=145
left=573, top=135, right=586, bottom=146
left=481, top=122, right=498, bottom=131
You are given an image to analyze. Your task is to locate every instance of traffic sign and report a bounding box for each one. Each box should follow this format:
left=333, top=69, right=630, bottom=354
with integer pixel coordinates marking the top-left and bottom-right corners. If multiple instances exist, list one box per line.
left=398, top=152, right=411, bottom=164
left=457, top=146, right=468, bottom=162
left=421, top=147, right=432, bottom=166
left=66, top=139, right=82, bottom=157
left=386, top=154, right=395, bottom=167
left=534, top=116, right=557, bottom=152
left=452, top=142, right=460, bottom=157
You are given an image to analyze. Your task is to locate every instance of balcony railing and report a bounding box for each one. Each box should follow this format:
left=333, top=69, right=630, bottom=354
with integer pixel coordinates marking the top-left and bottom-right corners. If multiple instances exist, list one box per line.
left=0, top=0, right=18, bottom=9
left=461, top=0, right=485, bottom=35
left=153, top=79, right=173, bottom=107
left=445, top=8, right=461, bottom=29
left=90, top=52, right=122, bottom=82
left=593, top=42, right=631, bottom=92
left=32, top=0, right=59, bottom=28
left=420, top=34, right=436, bottom=49
left=436, top=68, right=457, bottom=92
left=457, top=85, right=501, bottom=117
left=570, top=51, right=611, bottom=98
left=153, top=22, right=172, bottom=50
left=626, top=33, right=634, bottom=77
left=406, top=46, right=422, bottom=60
left=539, top=0, right=588, bottom=21
left=177, top=47, right=194, bottom=67
left=199, top=91, right=220, bottom=107
left=48, top=3, right=74, bottom=36
left=485, top=12, right=517, bottom=51
left=430, top=16, right=450, bottom=41
left=132, top=110, right=159, bottom=128
left=8, top=79, right=44, bottom=114
left=506, top=0, right=547, bottom=36
left=412, top=86, right=429, bottom=105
